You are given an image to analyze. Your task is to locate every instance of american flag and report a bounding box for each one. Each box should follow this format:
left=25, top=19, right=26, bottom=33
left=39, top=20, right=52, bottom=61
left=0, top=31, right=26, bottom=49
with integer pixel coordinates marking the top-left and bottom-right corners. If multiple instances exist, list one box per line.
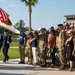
left=0, top=7, right=9, bottom=22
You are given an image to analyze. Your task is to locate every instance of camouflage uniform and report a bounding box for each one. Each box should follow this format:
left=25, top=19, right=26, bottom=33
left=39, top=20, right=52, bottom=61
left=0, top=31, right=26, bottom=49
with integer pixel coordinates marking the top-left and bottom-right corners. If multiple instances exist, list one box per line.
left=57, top=29, right=67, bottom=69
left=38, top=28, right=48, bottom=67
left=26, top=38, right=33, bottom=64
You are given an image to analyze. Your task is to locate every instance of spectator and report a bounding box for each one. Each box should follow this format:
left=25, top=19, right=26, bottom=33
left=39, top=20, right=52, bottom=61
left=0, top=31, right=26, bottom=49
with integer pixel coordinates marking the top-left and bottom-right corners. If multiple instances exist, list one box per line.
left=31, top=31, right=38, bottom=65
left=65, top=30, right=74, bottom=71
left=17, top=28, right=27, bottom=64
left=1, top=30, right=12, bottom=62
left=48, top=30, right=56, bottom=68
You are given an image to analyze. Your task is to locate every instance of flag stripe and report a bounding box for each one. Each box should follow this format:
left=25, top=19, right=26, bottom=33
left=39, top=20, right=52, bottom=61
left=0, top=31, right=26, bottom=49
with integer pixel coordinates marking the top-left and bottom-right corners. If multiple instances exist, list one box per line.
left=0, top=8, right=9, bottom=22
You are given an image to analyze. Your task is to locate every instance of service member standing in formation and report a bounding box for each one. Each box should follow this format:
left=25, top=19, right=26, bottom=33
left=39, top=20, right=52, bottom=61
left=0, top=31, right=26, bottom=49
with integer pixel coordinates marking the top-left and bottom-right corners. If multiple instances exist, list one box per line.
left=57, top=24, right=67, bottom=70
left=38, top=28, right=48, bottom=67
left=27, top=32, right=33, bottom=65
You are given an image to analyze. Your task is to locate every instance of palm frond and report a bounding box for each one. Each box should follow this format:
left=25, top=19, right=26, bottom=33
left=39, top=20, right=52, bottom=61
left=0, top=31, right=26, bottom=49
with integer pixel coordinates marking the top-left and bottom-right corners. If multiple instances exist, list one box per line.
left=21, top=0, right=38, bottom=6
left=21, top=0, right=30, bottom=6
left=31, top=0, right=38, bottom=6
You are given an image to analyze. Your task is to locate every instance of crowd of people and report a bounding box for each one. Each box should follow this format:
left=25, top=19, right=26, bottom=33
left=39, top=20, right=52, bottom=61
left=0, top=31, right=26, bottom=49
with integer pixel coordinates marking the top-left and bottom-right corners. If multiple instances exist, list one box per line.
left=0, top=24, right=75, bottom=72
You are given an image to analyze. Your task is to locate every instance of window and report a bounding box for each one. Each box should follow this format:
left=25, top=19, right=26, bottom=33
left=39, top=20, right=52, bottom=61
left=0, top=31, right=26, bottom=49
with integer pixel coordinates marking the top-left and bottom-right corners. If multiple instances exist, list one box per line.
left=67, top=18, right=75, bottom=20
left=73, top=23, right=74, bottom=25
left=70, top=23, right=71, bottom=25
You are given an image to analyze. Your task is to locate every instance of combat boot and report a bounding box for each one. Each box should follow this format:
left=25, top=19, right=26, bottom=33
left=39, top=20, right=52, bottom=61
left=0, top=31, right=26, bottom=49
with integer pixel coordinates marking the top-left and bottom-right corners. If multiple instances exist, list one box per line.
left=59, top=65, right=66, bottom=70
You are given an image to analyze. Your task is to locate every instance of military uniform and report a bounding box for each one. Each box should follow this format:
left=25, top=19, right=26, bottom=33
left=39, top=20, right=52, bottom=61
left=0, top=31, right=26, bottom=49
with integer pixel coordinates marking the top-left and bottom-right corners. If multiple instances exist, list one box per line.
left=26, top=38, right=33, bottom=65
left=57, top=29, right=67, bottom=69
left=38, top=28, right=48, bottom=67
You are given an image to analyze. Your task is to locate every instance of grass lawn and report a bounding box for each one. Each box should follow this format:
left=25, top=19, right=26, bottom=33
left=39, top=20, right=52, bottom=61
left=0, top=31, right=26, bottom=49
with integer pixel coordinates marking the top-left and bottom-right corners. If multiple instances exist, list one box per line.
left=0, top=38, right=29, bottom=60
left=0, top=48, right=20, bottom=60
left=0, top=38, right=19, bottom=60
left=0, top=48, right=28, bottom=60
left=10, top=38, right=19, bottom=47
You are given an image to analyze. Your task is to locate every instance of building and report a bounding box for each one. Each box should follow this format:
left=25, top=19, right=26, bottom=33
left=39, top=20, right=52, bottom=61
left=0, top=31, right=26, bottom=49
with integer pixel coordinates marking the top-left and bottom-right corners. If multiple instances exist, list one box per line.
left=64, top=14, right=75, bottom=28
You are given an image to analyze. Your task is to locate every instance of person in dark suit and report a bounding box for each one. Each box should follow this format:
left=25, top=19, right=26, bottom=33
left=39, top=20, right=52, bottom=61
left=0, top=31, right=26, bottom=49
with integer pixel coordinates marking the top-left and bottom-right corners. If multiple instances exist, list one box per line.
left=1, top=30, right=12, bottom=62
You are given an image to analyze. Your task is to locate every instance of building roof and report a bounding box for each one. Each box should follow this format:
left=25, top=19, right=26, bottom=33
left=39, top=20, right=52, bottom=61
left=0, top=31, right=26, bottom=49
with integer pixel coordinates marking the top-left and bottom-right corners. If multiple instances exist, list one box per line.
left=64, top=14, right=75, bottom=18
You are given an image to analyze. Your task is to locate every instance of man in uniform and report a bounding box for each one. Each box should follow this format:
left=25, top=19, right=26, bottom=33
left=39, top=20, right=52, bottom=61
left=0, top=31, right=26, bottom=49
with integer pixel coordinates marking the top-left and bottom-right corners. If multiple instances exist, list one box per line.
left=57, top=24, right=67, bottom=70
left=38, top=28, right=48, bottom=67
left=27, top=32, right=33, bottom=65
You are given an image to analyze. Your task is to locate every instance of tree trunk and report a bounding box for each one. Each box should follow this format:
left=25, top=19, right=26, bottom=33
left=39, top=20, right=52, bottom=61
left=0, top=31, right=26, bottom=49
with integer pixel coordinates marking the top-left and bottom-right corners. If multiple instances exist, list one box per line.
left=28, top=5, right=32, bottom=32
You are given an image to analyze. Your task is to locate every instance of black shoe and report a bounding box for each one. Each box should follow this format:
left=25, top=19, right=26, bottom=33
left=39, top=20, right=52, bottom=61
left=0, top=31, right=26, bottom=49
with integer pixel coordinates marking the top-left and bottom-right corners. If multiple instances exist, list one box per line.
left=40, top=64, right=46, bottom=67
left=3, top=59, right=6, bottom=62
left=7, top=57, right=9, bottom=61
left=18, top=61, right=25, bottom=64
left=21, top=62, right=25, bottom=64
left=18, top=61, right=22, bottom=64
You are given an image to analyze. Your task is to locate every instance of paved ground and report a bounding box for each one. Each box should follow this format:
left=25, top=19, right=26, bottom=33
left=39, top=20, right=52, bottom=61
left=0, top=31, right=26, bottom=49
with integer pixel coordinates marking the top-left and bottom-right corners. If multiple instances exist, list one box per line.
left=0, top=58, right=75, bottom=75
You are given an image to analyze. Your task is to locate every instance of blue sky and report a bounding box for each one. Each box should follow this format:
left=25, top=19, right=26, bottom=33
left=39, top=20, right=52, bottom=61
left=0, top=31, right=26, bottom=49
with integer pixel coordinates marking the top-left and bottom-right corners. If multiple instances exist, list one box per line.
left=0, top=0, right=75, bottom=30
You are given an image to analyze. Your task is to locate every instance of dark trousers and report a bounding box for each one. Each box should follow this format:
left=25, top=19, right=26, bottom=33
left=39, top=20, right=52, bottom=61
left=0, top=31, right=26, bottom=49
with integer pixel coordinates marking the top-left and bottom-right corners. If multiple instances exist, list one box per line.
left=2, top=47, right=9, bottom=61
left=50, top=47, right=56, bottom=65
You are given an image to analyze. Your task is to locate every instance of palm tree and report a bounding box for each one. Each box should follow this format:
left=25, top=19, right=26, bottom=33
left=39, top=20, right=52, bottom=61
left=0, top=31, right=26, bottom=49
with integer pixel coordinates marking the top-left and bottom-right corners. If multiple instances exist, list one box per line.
left=21, top=0, right=38, bottom=32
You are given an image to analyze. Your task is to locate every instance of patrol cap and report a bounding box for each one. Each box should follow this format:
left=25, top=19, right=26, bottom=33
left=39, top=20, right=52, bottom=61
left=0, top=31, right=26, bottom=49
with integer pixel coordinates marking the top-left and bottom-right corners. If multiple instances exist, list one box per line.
left=50, top=26, right=54, bottom=29
left=58, top=24, right=63, bottom=26
left=40, top=28, right=46, bottom=31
